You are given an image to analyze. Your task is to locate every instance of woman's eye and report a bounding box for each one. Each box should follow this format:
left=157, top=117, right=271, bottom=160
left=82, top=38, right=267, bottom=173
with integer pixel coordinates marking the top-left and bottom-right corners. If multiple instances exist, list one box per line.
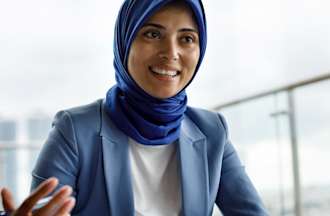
left=181, top=36, right=195, bottom=43
left=143, top=30, right=161, bottom=39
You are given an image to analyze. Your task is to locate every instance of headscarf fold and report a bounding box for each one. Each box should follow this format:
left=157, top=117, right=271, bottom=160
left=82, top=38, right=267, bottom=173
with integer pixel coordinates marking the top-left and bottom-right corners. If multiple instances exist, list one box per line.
left=105, top=0, right=207, bottom=145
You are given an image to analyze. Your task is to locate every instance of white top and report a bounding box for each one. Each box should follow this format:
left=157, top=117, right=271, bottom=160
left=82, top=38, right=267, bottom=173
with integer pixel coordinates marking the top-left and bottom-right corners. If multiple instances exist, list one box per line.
left=128, top=138, right=182, bottom=216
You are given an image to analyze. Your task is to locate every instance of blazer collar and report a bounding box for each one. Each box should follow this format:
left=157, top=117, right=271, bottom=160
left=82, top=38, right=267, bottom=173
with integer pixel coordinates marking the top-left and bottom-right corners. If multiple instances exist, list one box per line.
left=100, top=100, right=134, bottom=215
left=178, top=114, right=209, bottom=216
left=100, top=101, right=208, bottom=215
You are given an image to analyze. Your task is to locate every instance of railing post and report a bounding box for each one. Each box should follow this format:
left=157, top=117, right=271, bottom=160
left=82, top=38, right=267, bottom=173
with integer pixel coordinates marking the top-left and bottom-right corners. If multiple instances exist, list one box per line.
left=287, top=90, right=302, bottom=216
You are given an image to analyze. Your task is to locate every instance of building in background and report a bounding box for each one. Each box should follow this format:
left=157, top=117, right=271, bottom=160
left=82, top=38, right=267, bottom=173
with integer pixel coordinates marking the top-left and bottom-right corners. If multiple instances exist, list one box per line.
left=0, top=118, right=18, bottom=199
left=27, top=114, right=52, bottom=142
left=0, top=113, right=52, bottom=206
left=26, top=113, right=52, bottom=181
left=0, top=118, right=16, bottom=141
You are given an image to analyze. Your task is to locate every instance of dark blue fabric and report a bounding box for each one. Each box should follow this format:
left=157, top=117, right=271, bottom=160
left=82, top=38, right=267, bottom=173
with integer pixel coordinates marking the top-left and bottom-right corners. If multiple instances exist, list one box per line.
left=105, top=0, right=207, bottom=145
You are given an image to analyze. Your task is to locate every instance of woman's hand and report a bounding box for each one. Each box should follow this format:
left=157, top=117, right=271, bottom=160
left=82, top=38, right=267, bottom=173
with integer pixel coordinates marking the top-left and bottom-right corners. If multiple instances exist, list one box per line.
left=1, top=177, right=75, bottom=216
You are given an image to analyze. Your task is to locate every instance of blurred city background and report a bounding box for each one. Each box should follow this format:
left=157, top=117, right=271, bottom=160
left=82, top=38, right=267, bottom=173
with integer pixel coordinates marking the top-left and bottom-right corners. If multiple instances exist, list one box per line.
left=0, top=0, right=329, bottom=215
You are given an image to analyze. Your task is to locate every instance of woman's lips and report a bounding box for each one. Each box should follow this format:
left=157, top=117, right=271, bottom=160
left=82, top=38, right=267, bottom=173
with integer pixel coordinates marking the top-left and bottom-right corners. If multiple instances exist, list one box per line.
left=149, top=66, right=180, bottom=78
left=148, top=66, right=180, bottom=82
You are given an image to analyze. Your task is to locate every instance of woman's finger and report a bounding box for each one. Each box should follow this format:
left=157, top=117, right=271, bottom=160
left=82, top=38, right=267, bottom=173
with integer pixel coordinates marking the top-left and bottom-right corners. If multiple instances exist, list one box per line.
left=16, top=177, right=58, bottom=214
left=52, top=197, right=75, bottom=216
left=1, top=187, right=16, bottom=212
left=34, top=185, right=72, bottom=216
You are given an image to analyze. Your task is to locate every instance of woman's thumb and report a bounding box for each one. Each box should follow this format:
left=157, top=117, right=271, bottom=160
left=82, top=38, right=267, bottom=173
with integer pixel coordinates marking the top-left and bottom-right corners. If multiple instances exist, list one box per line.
left=1, top=188, right=16, bottom=213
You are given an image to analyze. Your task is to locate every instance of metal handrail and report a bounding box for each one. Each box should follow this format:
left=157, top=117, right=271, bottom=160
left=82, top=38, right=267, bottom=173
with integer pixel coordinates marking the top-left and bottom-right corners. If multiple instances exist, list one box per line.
left=212, top=72, right=330, bottom=110
left=0, top=143, right=42, bottom=150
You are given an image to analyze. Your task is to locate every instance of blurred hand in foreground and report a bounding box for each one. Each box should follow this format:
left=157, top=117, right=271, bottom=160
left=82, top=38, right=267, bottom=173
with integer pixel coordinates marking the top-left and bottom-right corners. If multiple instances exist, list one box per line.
left=1, top=177, right=75, bottom=216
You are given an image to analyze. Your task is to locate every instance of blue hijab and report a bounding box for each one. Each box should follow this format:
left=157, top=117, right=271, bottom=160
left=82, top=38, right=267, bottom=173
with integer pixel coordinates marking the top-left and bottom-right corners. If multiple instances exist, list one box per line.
left=105, top=0, right=207, bottom=145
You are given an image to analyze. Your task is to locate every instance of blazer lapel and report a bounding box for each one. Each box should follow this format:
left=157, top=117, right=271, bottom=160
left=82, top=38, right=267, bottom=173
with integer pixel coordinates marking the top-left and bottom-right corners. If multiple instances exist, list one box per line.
left=100, top=103, right=134, bottom=216
left=178, top=114, right=209, bottom=216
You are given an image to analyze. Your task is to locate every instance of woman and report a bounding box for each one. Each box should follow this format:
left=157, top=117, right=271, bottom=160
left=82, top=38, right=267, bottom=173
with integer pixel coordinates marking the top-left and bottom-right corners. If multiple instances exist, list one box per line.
left=6, top=0, right=268, bottom=215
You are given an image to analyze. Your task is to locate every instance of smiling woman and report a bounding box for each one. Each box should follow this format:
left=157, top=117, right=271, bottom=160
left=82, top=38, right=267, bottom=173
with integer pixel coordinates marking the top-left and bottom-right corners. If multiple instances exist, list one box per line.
left=1, top=0, right=268, bottom=216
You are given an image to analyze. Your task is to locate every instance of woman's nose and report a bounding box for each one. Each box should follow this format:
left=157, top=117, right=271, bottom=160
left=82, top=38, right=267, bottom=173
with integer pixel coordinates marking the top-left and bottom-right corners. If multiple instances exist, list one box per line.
left=158, top=39, right=179, bottom=61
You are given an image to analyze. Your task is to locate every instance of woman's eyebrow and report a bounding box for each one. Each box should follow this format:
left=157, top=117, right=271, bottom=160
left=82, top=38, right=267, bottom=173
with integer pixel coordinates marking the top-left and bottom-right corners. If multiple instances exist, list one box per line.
left=142, top=23, right=198, bottom=33
left=178, top=28, right=198, bottom=33
left=142, top=23, right=166, bottom=29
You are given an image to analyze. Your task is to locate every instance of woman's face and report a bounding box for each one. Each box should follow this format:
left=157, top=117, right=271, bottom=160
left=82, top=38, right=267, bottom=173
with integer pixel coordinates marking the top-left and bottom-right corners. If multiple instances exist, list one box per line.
left=127, top=2, right=200, bottom=99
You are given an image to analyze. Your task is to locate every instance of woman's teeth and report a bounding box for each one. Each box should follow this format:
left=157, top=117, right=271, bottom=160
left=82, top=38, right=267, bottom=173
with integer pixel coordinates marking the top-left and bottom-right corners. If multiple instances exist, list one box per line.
left=150, top=67, right=179, bottom=77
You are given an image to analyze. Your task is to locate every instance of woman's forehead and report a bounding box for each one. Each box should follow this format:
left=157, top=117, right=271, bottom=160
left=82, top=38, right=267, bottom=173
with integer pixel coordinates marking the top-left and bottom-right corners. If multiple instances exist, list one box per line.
left=144, top=1, right=198, bottom=29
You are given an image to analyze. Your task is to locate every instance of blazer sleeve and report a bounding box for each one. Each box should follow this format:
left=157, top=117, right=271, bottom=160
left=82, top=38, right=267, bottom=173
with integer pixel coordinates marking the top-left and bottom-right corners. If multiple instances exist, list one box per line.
left=31, top=110, right=79, bottom=196
left=215, top=114, right=269, bottom=215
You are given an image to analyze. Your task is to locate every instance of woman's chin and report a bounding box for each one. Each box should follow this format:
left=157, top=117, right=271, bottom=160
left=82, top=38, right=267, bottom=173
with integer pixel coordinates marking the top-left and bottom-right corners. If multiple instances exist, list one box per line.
left=146, top=89, right=179, bottom=99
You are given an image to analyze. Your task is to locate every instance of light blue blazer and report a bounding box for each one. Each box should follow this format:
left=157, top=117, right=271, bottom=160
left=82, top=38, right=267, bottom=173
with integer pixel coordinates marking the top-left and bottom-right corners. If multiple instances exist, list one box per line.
left=31, top=99, right=268, bottom=216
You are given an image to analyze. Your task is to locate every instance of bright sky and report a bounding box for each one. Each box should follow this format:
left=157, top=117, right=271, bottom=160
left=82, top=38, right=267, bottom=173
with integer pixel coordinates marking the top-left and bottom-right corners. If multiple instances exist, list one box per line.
left=0, top=0, right=329, bottom=117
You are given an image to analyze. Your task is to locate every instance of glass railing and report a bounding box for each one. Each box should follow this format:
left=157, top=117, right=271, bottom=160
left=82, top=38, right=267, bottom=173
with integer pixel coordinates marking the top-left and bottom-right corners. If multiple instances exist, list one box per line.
left=214, top=74, right=330, bottom=215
